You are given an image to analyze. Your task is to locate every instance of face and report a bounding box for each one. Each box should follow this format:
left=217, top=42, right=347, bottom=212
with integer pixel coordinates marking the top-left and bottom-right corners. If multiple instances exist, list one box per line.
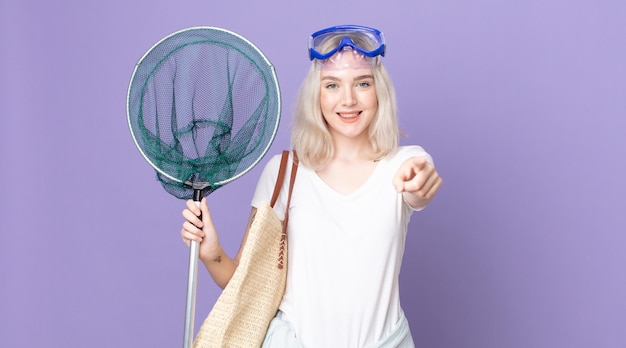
left=319, top=50, right=378, bottom=142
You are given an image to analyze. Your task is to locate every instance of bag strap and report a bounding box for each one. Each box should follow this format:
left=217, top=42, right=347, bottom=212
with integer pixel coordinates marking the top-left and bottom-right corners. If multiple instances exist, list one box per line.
left=269, top=150, right=298, bottom=269
left=270, top=151, right=290, bottom=208
left=283, top=151, right=298, bottom=230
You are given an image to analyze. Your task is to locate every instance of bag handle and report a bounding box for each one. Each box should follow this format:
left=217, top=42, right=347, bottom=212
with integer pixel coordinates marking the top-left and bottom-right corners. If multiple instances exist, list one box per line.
left=270, top=151, right=290, bottom=207
left=268, top=150, right=298, bottom=269
left=283, top=151, right=298, bottom=230
left=269, top=150, right=298, bottom=209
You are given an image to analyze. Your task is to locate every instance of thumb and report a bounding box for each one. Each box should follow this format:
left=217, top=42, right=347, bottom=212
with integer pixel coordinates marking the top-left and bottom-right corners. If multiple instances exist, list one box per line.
left=199, top=197, right=214, bottom=227
left=393, top=176, right=403, bottom=192
left=393, top=164, right=414, bottom=192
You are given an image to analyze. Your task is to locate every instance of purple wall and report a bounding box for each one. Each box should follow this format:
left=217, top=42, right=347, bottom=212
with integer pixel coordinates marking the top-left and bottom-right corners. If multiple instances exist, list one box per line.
left=1, top=0, right=625, bottom=347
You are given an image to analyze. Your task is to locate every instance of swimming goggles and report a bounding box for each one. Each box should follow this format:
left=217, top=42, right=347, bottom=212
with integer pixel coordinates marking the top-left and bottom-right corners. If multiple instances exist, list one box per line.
left=308, top=25, right=386, bottom=61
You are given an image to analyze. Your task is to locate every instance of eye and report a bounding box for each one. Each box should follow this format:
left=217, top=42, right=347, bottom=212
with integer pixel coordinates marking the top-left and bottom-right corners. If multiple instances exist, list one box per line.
left=356, top=80, right=373, bottom=88
left=324, top=82, right=339, bottom=89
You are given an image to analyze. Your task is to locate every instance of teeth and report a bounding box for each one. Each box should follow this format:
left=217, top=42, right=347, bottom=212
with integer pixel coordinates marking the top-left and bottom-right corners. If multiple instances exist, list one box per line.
left=339, top=112, right=359, bottom=118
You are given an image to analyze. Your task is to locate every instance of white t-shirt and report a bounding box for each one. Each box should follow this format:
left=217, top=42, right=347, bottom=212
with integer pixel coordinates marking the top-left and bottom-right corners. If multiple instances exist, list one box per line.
left=251, top=146, right=433, bottom=347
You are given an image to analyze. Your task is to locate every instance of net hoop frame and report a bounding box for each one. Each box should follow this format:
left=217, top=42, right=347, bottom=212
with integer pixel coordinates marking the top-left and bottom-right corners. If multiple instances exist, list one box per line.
left=126, top=26, right=281, bottom=186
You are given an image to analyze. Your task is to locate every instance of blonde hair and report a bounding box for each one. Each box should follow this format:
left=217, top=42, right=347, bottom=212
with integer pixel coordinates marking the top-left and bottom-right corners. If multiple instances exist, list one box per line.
left=290, top=31, right=399, bottom=169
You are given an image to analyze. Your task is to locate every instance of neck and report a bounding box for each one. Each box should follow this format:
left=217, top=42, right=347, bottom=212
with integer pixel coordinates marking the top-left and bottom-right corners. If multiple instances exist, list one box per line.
left=331, top=135, right=374, bottom=162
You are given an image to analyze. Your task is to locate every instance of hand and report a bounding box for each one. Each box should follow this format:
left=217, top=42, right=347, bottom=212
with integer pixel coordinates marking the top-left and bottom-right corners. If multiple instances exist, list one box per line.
left=180, top=197, right=222, bottom=262
left=392, top=156, right=442, bottom=207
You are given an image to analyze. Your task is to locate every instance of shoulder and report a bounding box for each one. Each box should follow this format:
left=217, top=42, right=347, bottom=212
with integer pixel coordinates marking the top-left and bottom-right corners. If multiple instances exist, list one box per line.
left=256, top=151, right=299, bottom=190
left=257, top=152, right=289, bottom=184
left=263, top=153, right=284, bottom=175
left=252, top=152, right=286, bottom=208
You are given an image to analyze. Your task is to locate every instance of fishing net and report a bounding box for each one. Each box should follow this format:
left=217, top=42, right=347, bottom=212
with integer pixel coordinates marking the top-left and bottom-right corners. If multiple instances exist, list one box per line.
left=127, top=27, right=280, bottom=199
left=126, top=27, right=281, bottom=347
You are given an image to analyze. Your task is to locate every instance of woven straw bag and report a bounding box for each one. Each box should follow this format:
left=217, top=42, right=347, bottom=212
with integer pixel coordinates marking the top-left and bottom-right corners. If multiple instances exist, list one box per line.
left=193, top=150, right=298, bottom=348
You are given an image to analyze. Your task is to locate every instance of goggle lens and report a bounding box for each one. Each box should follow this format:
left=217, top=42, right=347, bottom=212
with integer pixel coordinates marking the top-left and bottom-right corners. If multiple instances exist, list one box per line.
left=308, top=25, right=386, bottom=61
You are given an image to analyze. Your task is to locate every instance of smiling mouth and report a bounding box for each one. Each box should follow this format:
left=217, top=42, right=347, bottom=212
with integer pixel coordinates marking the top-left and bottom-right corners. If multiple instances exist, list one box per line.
left=338, top=112, right=361, bottom=119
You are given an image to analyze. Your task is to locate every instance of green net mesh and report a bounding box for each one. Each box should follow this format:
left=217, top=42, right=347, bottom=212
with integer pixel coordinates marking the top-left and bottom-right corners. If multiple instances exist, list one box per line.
left=127, top=27, right=280, bottom=199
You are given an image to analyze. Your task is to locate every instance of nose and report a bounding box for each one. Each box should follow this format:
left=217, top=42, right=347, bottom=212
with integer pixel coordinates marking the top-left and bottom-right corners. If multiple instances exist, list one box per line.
left=341, top=87, right=356, bottom=106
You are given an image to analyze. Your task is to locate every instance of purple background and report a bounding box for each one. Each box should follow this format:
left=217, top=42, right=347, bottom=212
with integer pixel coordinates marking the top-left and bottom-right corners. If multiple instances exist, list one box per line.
left=1, top=0, right=625, bottom=347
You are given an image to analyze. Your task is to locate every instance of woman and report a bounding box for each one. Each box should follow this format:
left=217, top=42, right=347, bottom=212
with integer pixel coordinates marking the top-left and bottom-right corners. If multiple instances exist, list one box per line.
left=181, top=25, right=442, bottom=347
